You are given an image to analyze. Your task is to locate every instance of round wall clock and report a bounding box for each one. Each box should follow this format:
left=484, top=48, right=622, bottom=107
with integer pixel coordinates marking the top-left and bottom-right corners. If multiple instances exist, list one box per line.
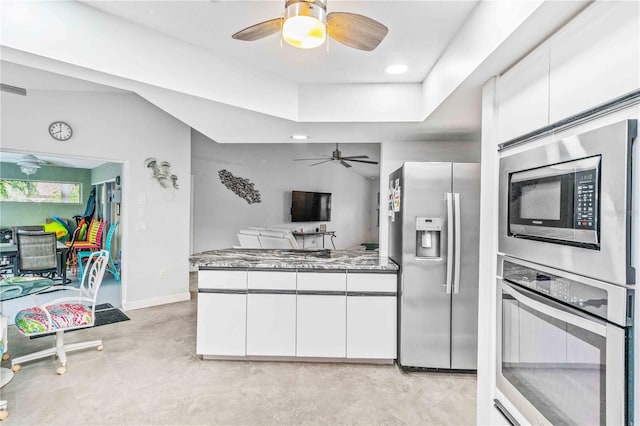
left=48, top=121, right=73, bottom=141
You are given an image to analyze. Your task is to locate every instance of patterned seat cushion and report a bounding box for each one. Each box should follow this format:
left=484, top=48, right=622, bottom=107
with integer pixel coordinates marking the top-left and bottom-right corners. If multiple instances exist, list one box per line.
left=15, top=304, right=93, bottom=336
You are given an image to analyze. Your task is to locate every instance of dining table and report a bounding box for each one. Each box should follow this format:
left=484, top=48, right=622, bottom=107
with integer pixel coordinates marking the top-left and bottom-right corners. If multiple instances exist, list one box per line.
left=0, top=241, right=69, bottom=284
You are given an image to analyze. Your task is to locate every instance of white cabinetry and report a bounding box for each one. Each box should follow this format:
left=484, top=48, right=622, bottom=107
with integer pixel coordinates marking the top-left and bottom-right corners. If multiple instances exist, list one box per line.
left=497, top=41, right=550, bottom=144
left=196, top=270, right=247, bottom=356
left=346, top=273, right=396, bottom=359
left=246, top=271, right=297, bottom=356
left=549, top=1, right=640, bottom=122
left=296, top=272, right=346, bottom=358
left=197, top=268, right=398, bottom=361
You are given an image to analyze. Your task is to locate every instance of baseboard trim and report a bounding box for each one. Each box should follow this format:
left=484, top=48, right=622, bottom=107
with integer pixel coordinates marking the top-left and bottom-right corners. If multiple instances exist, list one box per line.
left=122, top=292, right=191, bottom=311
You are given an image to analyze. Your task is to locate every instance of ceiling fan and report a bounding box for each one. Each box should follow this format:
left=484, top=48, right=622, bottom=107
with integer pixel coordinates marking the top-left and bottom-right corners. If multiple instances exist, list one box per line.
left=232, top=0, right=388, bottom=51
left=16, top=154, right=47, bottom=176
left=295, top=144, right=379, bottom=168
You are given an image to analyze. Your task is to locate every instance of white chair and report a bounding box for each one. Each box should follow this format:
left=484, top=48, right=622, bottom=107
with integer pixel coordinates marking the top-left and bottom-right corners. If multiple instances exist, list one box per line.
left=11, top=250, right=109, bottom=375
left=0, top=316, right=12, bottom=421
left=257, top=229, right=300, bottom=249
left=237, top=229, right=262, bottom=248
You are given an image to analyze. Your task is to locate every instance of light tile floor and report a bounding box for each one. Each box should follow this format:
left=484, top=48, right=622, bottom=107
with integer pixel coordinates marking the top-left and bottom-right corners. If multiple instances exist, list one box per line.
left=0, top=275, right=477, bottom=425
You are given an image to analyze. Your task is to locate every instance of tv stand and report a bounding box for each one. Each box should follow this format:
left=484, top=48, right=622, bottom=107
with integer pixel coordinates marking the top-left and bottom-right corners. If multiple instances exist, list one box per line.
left=292, top=231, right=336, bottom=249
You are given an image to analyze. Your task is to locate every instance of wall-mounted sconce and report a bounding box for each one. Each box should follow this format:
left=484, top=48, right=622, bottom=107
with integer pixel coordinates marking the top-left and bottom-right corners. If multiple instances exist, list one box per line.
left=145, top=157, right=179, bottom=189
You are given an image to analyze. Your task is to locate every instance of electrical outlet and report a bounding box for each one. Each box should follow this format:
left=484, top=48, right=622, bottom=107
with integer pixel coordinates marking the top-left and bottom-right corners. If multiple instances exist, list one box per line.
left=159, top=269, right=167, bottom=279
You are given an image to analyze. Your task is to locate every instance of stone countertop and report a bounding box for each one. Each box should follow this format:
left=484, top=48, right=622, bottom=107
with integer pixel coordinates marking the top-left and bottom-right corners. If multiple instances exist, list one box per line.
left=190, top=249, right=398, bottom=271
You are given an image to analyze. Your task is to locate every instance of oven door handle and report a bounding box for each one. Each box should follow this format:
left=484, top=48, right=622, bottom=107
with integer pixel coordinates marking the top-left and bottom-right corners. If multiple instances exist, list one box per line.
left=502, top=281, right=607, bottom=337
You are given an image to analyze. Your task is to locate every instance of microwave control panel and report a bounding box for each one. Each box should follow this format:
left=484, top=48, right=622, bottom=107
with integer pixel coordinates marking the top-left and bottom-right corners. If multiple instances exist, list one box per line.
left=503, top=260, right=608, bottom=319
left=574, top=169, right=597, bottom=231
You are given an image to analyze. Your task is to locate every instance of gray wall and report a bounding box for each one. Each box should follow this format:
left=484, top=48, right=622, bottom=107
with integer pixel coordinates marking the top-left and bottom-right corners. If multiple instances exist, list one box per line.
left=192, top=130, right=379, bottom=251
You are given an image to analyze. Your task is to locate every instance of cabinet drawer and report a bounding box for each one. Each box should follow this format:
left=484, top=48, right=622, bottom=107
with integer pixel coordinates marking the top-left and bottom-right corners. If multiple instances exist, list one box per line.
left=297, top=271, right=346, bottom=292
left=198, top=270, right=247, bottom=290
left=347, top=273, right=396, bottom=293
left=247, top=271, right=296, bottom=290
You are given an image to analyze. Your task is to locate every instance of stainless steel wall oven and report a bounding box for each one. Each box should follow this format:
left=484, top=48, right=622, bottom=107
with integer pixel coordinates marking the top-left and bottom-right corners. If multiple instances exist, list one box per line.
left=496, top=255, right=633, bottom=425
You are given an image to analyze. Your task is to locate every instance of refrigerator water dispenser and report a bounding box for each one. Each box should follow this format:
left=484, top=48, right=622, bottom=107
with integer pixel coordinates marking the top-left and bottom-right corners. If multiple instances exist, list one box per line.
left=415, top=217, right=441, bottom=258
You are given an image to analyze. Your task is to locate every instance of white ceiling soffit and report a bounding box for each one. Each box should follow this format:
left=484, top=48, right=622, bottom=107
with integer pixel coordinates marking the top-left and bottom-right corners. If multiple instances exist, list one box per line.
left=0, top=151, right=107, bottom=169
left=0, top=60, right=127, bottom=93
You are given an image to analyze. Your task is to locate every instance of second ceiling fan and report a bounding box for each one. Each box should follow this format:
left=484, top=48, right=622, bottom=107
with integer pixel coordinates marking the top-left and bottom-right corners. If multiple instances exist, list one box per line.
left=295, top=144, right=379, bottom=168
left=232, top=0, right=388, bottom=51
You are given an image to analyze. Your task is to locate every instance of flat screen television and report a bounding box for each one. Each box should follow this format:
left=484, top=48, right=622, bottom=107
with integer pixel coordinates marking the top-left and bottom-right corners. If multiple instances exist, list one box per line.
left=291, top=191, right=331, bottom=222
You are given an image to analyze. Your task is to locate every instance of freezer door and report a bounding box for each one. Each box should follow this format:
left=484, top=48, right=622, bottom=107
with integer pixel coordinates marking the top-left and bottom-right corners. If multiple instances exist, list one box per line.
left=399, top=162, right=452, bottom=369
left=451, top=163, right=480, bottom=370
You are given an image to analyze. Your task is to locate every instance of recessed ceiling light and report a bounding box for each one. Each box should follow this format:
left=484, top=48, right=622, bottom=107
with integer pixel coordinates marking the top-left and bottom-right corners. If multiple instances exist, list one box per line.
left=290, top=135, right=309, bottom=140
left=385, top=64, right=408, bottom=75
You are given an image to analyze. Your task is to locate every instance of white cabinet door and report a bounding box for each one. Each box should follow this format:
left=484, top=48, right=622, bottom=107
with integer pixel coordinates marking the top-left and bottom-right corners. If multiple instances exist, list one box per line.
left=296, top=295, right=346, bottom=358
left=497, top=41, right=550, bottom=143
left=549, top=1, right=640, bottom=122
left=346, top=296, right=396, bottom=359
left=196, top=293, right=246, bottom=356
left=246, top=293, right=296, bottom=356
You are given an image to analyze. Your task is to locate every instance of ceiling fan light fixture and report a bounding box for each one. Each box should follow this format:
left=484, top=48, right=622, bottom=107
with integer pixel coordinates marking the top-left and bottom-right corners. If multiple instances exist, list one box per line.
left=16, top=155, right=43, bottom=176
left=282, top=0, right=327, bottom=49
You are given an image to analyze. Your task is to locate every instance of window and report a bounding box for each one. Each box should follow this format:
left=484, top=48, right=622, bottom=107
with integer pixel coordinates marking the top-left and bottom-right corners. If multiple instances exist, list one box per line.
left=0, top=179, right=82, bottom=204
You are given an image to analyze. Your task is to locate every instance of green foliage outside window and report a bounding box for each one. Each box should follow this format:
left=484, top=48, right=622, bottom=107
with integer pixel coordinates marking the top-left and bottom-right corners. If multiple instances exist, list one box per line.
left=0, top=179, right=81, bottom=204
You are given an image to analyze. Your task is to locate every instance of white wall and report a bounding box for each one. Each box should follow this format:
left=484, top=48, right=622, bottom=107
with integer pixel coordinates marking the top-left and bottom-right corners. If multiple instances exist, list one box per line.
left=191, top=131, right=377, bottom=251
left=377, top=139, right=481, bottom=256
left=1, top=90, right=192, bottom=310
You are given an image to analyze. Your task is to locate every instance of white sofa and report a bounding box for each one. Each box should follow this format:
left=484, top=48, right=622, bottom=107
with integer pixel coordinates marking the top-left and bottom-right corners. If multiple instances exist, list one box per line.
left=237, top=227, right=300, bottom=249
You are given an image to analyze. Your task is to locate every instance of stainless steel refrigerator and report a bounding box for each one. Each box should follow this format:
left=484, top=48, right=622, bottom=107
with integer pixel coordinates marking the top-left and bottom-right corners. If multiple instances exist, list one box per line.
left=389, top=162, right=480, bottom=370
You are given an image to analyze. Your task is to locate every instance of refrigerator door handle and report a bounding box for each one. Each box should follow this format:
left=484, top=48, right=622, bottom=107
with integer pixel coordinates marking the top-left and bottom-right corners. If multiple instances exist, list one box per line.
left=445, top=193, right=453, bottom=294
left=453, top=193, right=461, bottom=294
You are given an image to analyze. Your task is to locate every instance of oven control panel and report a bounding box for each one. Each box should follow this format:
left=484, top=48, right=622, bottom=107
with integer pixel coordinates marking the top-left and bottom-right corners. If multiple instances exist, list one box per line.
left=503, top=260, right=608, bottom=319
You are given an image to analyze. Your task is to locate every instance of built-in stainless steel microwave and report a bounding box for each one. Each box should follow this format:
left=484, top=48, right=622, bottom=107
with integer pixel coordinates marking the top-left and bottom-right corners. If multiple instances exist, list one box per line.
left=508, top=155, right=600, bottom=248
left=499, top=120, right=637, bottom=286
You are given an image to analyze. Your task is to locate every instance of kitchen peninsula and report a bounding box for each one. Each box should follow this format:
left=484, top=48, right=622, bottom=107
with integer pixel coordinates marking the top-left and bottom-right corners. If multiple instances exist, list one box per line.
left=190, top=249, right=398, bottom=363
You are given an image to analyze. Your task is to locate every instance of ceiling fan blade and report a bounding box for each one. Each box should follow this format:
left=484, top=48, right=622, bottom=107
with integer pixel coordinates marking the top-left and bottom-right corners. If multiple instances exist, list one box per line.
left=345, top=159, right=379, bottom=165
left=294, top=156, right=331, bottom=161
left=232, top=18, right=283, bottom=41
left=310, top=159, right=334, bottom=166
left=341, top=155, right=369, bottom=160
left=326, top=12, right=388, bottom=51
left=340, top=160, right=352, bottom=168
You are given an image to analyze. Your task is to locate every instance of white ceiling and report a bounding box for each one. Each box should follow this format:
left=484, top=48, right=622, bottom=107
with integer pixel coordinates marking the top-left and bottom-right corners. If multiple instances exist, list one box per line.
left=0, top=0, right=590, bottom=149
left=81, top=0, right=479, bottom=84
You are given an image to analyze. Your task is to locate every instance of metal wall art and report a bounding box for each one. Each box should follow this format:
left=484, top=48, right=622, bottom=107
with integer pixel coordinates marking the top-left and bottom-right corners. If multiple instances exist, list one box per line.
left=218, top=169, right=261, bottom=204
left=145, top=157, right=179, bottom=189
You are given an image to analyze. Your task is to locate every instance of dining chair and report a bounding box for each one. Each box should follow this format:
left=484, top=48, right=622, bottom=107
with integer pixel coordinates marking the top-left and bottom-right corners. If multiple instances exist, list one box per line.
left=16, top=232, right=58, bottom=279
left=77, top=222, right=120, bottom=281
left=11, top=226, right=44, bottom=242
left=11, top=250, right=109, bottom=375
left=65, top=219, right=105, bottom=275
